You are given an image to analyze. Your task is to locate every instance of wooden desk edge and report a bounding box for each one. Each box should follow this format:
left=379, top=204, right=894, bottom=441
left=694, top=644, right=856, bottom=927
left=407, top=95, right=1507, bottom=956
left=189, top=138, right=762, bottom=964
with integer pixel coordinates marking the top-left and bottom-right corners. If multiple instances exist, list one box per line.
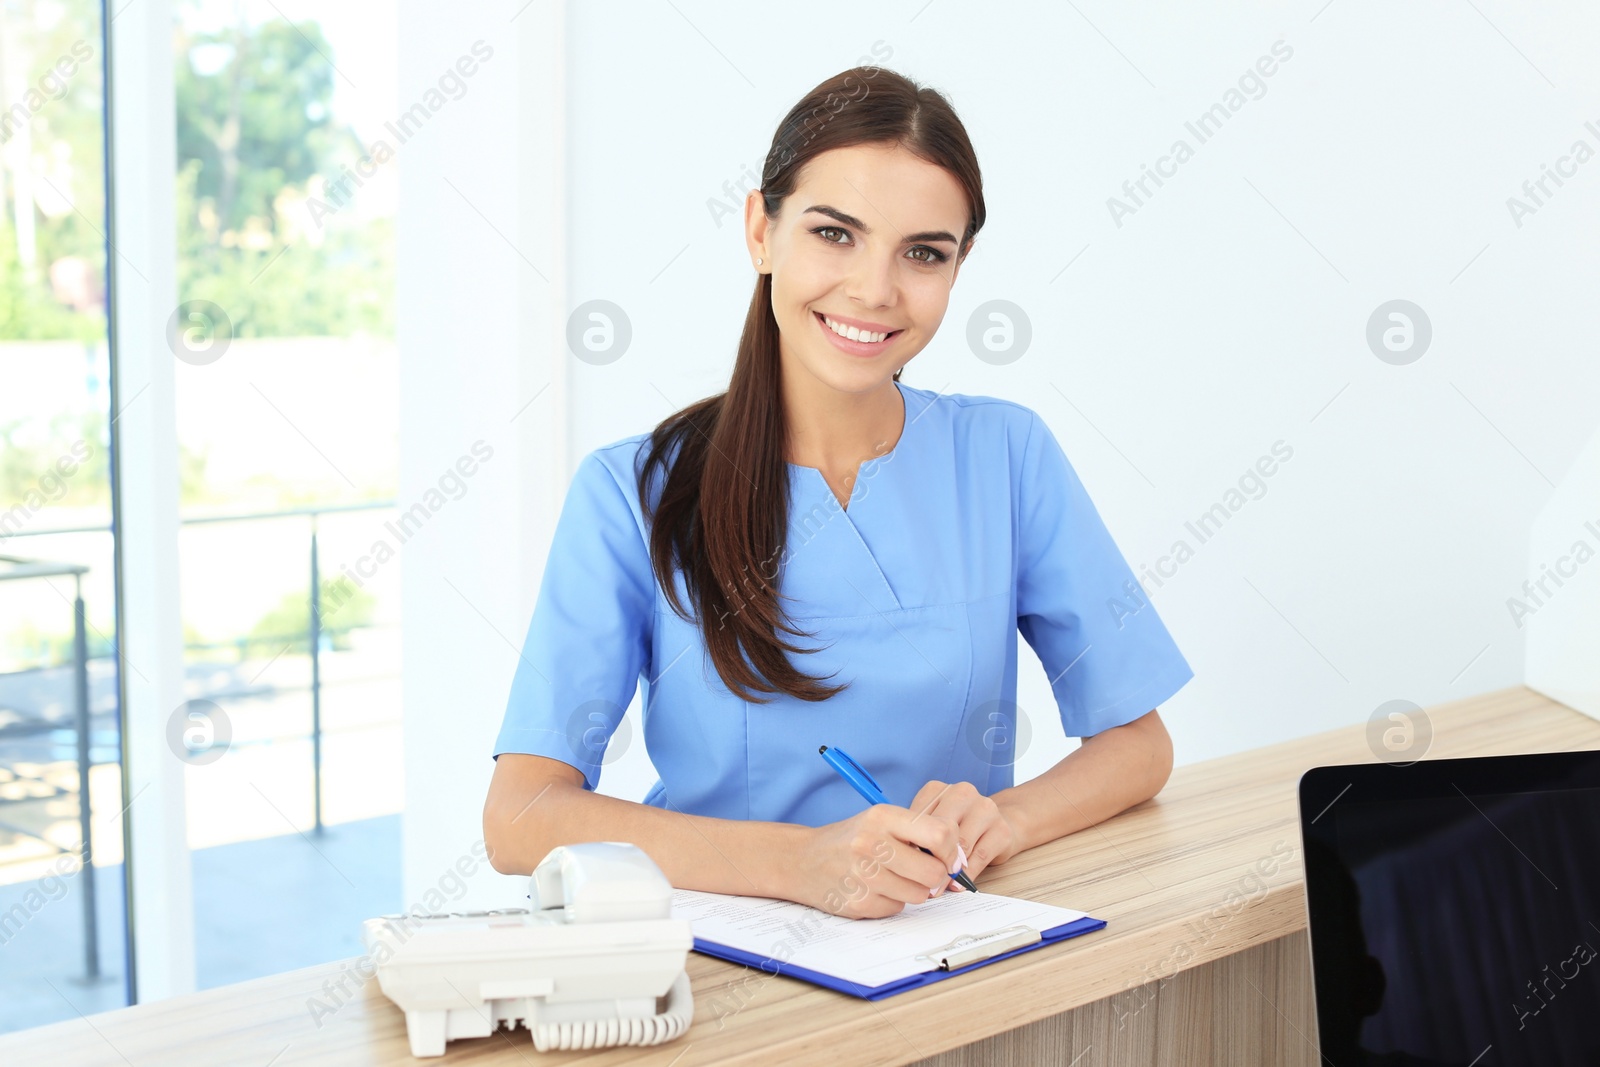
left=4, top=685, right=1596, bottom=1066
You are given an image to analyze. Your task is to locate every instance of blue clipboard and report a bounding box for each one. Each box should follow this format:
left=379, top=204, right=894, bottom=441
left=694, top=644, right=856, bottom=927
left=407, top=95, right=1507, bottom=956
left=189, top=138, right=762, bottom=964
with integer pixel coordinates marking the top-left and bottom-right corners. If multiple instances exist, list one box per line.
left=691, top=914, right=1107, bottom=1000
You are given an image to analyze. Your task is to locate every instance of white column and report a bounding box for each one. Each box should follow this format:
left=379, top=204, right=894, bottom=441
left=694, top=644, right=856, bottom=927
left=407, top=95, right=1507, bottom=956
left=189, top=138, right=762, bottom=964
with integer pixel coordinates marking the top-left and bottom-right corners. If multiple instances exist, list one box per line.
left=107, top=0, right=196, bottom=999
left=397, top=0, right=569, bottom=907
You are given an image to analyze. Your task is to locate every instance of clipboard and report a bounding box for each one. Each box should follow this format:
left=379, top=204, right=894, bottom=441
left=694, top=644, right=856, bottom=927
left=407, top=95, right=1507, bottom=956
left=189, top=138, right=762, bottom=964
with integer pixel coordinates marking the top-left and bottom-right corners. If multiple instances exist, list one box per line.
left=691, top=913, right=1107, bottom=1000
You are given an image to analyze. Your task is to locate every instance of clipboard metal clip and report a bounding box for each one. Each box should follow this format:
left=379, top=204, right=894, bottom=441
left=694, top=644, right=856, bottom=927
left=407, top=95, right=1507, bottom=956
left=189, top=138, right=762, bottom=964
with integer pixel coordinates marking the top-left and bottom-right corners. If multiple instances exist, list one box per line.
left=914, top=924, right=1042, bottom=971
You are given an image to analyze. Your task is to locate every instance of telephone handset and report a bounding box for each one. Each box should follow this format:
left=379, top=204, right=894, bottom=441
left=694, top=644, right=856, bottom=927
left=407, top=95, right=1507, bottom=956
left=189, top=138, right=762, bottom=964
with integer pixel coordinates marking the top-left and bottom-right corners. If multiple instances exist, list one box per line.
left=363, top=842, right=694, bottom=1057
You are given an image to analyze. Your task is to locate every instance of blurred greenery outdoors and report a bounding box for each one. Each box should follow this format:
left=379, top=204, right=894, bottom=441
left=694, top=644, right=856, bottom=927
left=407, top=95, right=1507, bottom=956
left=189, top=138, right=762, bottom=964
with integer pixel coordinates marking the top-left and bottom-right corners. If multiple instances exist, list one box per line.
left=3, top=6, right=393, bottom=504
left=2, top=4, right=393, bottom=665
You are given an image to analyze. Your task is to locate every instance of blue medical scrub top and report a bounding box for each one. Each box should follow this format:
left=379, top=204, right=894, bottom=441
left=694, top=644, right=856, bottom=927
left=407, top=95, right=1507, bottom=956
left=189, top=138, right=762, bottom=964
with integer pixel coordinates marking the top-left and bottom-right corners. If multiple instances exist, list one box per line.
left=493, top=380, right=1193, bottom=828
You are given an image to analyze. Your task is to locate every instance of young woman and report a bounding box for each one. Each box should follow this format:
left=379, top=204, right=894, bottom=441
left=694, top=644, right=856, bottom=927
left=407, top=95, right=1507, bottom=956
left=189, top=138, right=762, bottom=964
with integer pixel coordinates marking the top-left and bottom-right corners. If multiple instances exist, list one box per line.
left=484, top=66, right=1192, bottom=919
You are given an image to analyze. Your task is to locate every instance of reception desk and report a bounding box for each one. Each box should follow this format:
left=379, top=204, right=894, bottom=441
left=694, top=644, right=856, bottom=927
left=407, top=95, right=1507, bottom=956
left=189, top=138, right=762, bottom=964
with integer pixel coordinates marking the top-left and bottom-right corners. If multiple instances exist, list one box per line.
left=5, top=686, right=1596, bottom=1066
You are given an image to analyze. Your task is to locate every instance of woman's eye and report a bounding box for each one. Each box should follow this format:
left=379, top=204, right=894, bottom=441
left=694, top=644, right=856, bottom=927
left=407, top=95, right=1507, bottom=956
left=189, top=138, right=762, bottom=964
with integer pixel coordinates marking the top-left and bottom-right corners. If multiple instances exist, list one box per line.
left=812, top=227, right=947, bottom=264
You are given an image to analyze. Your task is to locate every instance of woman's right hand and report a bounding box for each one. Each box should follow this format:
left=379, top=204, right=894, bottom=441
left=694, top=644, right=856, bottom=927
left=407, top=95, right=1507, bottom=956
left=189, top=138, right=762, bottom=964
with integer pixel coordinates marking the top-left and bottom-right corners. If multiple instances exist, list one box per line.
left=792, top=803, right=965, bottom=918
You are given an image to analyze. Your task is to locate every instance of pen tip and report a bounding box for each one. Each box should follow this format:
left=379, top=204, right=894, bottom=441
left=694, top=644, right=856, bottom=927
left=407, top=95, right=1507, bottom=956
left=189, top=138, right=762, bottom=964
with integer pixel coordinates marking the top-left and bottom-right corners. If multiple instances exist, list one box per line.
left=818, top=745, right=828, bottom=754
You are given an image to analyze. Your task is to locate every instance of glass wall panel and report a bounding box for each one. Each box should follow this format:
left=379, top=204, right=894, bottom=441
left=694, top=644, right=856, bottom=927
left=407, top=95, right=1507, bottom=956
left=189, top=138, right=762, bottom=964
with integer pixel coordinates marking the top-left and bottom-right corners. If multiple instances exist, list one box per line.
left=0, top=0, right=129, bottom=1031
left=171, top=0, right=401, bottom=988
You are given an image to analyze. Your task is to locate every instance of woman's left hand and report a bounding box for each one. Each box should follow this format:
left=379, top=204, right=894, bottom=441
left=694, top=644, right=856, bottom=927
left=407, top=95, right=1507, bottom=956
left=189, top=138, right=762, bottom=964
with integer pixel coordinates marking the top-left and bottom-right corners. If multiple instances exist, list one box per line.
left=907, top=779, right=1021, bottom=889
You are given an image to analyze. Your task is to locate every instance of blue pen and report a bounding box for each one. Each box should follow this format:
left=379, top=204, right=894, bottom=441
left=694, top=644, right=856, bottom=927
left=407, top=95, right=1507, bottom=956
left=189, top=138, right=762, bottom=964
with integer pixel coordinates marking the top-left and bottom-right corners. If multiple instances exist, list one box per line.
left=819, top=745, right=979, bottom=893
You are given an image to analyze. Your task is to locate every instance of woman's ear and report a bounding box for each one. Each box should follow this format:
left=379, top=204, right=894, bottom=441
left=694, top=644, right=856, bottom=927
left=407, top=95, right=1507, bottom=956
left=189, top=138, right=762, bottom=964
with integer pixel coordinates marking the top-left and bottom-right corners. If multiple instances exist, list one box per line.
left=744, top=188, right=770, bottom=271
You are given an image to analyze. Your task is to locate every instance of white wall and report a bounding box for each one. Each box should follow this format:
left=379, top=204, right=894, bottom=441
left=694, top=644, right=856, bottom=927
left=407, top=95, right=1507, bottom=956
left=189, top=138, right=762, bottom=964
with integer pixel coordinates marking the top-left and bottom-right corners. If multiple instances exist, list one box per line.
left=1527, top=424, right=1600, bottom=718
left=400, top=0, right=1600, bottom=904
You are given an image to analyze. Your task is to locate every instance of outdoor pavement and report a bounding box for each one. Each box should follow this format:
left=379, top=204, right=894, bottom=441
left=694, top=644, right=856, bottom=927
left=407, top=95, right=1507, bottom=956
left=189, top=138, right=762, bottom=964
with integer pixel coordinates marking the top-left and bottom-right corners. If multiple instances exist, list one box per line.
left=0, top=813, right=400, bottom=1036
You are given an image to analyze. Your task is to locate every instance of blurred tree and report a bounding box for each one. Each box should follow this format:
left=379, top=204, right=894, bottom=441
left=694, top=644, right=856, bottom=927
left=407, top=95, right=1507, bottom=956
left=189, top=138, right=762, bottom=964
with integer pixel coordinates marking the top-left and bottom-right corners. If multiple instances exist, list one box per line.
left=0, top=409, right=106, bottom=508
left=0, top=228, right=99, bottom=339
left=173, top=11, right=395, bottom=338
left=2, top=6, right=394, bottom=342
left=175, top=157, right=393, bottom=339
left=0, top=0, right=106, bottom=337
left=175, top=16, right=351, bottom=236
left=246, top=578, right=376, bottom=657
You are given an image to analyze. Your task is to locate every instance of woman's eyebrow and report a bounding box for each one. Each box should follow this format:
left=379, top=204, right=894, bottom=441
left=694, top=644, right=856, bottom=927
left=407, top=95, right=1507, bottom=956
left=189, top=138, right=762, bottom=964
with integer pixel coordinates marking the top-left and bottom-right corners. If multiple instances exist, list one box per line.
left=802, top=204, right=958, bottom=246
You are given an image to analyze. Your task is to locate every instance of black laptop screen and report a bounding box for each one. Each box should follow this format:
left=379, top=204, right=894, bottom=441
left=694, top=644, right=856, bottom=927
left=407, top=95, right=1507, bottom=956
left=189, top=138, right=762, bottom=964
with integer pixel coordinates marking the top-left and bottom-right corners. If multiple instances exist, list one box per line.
left=1300, top=752, right=1600, bottom=1067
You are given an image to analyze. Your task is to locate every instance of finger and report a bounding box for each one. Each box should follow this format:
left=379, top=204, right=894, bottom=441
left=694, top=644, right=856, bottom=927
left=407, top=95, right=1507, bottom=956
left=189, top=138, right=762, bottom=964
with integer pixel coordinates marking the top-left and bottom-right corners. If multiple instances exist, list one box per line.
left=883, top=806, right=953, bottom=870
left=956, top=836, right=990, bottom=883
left=954, top=841, right=985, bottom=883
left=949, top=803, right=1001, bottom=868
left=872, top=828, right=956, bottom=893
left=868, top=862, right=946, bottom=906
left=963, top=819, right=1014, bottom=882
left=909, top=780, right=952, bottom=815
left=909, top=780, right=975, bottom=825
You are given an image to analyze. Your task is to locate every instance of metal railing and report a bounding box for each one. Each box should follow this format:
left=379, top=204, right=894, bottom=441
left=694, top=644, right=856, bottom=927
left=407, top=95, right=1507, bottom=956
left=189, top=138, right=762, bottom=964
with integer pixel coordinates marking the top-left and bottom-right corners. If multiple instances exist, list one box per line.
left=175, top=500, right=397, bottom=832
left=0, top=555, right=97, bottom=980
left=0, top=499, right=396, bottom=980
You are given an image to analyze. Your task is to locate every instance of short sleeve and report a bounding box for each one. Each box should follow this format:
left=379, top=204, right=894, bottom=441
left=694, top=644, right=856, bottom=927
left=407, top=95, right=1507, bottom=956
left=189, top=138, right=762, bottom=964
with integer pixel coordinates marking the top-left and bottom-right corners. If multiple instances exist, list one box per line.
left=1015, top=411, right=1193, bottom=737
left=493, top=448, right=655, bottom=789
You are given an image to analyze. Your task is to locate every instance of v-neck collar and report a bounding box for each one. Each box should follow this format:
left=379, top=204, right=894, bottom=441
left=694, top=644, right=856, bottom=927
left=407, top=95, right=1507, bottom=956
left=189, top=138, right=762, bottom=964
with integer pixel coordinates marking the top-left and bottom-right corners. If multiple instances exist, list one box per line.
left=779, top=382, right=919, bottom=615
left=787, top=380, right=915, bottom=512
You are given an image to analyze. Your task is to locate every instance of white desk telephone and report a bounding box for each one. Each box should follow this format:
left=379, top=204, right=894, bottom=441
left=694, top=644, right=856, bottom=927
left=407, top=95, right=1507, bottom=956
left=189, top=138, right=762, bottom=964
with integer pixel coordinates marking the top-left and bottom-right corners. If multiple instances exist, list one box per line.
left=361, top=842, right=694, bottom=1057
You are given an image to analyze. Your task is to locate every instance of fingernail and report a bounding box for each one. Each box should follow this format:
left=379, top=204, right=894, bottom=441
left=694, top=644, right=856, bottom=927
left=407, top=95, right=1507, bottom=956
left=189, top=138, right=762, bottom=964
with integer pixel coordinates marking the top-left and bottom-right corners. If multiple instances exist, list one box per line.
left=928, top=885, right=938, bottom=898
left=933, top=882, right=946, bottom=896
left=950, top=844, right=968, bottom=875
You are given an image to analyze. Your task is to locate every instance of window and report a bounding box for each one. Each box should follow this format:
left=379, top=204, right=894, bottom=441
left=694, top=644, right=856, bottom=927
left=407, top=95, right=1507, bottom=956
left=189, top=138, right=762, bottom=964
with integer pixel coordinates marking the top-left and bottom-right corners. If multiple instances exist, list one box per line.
left=0, top=0, right=128, bottom=1030
left=171, top=0, right=402, bottom=988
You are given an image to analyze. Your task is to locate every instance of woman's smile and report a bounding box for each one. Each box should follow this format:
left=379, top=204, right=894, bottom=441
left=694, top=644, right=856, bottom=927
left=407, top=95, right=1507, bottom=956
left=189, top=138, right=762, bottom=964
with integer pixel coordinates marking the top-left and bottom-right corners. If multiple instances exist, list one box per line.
left=814, top=310, right=904, bottom=356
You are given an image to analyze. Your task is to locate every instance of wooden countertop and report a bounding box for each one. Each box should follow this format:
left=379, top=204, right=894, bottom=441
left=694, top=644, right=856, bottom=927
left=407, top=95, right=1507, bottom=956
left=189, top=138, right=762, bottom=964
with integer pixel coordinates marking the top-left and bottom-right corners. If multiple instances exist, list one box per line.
left=7, top=686, right=1596, bottom=1066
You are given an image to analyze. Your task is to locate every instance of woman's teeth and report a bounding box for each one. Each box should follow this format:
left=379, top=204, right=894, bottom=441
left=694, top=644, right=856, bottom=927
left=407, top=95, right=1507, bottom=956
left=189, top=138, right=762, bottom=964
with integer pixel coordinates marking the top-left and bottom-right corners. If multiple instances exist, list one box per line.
left=821, top=313, right=893, bottom=344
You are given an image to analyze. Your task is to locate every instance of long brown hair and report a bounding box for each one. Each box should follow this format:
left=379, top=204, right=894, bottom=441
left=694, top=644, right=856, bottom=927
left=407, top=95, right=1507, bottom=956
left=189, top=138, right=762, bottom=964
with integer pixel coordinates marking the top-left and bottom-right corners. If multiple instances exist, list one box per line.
left=636, top=66, right=986, bottom=704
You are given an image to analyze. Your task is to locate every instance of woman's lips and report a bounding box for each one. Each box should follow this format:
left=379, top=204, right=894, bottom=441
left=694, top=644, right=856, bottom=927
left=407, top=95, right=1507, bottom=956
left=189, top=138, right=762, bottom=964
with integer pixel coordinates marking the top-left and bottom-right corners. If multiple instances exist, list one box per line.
left=814, top=311, right=902, bottom=357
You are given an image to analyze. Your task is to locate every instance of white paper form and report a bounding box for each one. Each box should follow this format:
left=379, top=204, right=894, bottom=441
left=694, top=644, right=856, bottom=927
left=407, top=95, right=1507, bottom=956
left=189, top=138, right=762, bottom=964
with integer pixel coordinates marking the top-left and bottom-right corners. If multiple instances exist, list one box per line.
left=671, top=888, right=1090, bottom=989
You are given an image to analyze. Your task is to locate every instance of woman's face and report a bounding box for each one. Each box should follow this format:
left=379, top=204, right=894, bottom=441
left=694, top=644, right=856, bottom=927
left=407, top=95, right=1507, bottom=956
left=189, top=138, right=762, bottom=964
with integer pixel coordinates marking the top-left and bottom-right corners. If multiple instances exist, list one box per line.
left=745, top=142, right=970, bottom=396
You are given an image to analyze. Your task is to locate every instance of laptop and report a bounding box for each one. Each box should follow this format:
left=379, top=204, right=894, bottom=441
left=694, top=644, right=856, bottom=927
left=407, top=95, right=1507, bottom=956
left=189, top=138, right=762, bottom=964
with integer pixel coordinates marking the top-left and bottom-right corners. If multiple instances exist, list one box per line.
left=1299, top=750, right=1600, bottom=1067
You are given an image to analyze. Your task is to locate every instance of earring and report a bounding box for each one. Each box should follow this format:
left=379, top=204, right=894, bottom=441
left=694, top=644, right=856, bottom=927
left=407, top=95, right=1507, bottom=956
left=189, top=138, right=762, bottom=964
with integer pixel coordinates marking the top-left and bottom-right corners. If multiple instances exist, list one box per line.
left=756, top=258, right=763, bottom=266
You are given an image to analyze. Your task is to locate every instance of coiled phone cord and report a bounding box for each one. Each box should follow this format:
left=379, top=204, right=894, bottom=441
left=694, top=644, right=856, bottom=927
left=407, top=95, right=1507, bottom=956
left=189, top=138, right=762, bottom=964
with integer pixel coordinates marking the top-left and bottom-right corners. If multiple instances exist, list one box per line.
left=530, top=971, right=694, bottom=1051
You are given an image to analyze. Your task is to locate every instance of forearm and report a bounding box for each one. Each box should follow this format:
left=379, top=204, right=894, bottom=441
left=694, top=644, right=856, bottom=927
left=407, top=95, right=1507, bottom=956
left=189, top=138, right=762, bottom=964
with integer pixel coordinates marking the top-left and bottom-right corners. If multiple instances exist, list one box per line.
left=990, top=709, right=1173, bottom=854
left=485, top=779, right=807, bottom=897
